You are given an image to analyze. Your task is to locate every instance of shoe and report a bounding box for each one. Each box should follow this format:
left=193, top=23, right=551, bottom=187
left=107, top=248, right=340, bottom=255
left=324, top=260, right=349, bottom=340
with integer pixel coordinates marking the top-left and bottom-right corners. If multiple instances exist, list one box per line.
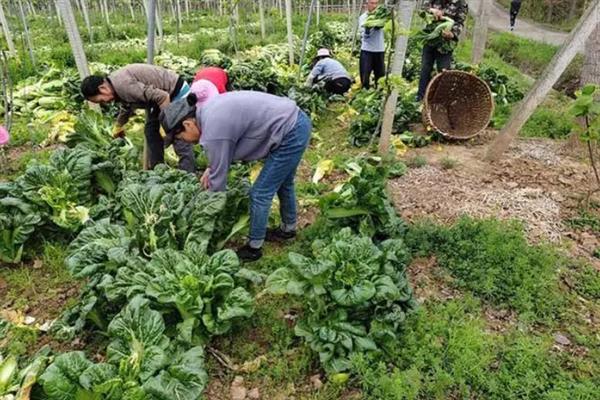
left=265, top=228, right=297, bottom=242
left=236, top=244, right=263, bottom=262
left=510, top=26, right=514, bottom=31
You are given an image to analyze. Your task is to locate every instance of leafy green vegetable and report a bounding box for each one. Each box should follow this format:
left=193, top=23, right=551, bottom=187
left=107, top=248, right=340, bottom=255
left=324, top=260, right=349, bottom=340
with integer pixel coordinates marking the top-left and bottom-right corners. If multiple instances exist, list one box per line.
left=414, top=12, right=457, bottom=54
left=100, top=248, right=254, bottom=344
left=267, top=228, right=415, bottom=372
left=0, top=195, right=42, bottom=263
left=363, top=6, right=391, bottom=29
left=319, top=157, right=406, bottom=239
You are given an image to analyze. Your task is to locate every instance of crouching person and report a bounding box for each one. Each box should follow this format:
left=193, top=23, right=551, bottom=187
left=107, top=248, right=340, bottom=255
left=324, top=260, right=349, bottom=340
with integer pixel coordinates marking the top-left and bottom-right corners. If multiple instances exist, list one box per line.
left=159, top=91, right=312, bottom=262
left=81, top=64, right=196, bottom=173
left=305, top=49, right=353, bottom=95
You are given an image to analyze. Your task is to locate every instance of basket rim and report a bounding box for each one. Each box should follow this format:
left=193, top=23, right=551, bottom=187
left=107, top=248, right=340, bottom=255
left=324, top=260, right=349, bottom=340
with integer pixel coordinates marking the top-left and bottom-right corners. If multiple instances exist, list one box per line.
left=423, top=70, right=495, bottom=140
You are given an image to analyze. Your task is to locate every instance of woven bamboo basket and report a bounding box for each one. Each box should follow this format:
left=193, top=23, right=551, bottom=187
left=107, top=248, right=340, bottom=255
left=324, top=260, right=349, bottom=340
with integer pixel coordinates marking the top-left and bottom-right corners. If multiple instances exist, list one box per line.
left=422, top=70, right=494, bottom=140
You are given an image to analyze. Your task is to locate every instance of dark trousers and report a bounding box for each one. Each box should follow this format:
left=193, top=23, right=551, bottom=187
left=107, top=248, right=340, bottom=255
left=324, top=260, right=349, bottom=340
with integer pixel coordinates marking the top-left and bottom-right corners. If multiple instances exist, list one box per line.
left=510, top=1, right=522, bottom=27
left=324, top=77, right=352, bottom=95
left=417, top=45, right=453, bottom=101
left=145, top=106, right=196, bottom=173
left=359, top=50, right=385, bottom=90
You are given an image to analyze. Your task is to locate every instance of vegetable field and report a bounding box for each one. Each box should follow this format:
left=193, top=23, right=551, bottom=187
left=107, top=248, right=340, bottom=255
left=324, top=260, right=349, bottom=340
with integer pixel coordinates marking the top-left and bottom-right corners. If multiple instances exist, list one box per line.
left=0, top=1, right=599, bottom=400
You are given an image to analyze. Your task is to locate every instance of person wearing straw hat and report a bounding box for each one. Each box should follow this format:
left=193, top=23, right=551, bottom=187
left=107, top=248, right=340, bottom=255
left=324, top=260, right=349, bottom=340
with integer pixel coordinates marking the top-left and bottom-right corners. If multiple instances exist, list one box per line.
left=305, top=48, right=353, bottom=95
left=416, top=0, right=468, bottom=102
left=159, top=91, right=312, bottom=262
left=80, top=64, right=197, bottom=173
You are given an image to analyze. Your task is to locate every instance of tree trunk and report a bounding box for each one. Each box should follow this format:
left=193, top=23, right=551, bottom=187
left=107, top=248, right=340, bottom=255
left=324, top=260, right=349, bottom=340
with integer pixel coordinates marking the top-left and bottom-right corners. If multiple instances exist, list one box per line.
left=378, top=0, right=416, bottom=155
left=568, top=0, right=579, bottom=20
left=349, top=0, right=360, bottom=52
left=545, top=0, right=554, bottom=23
left=485, top=0, right=600, bottom=162
left=176, top=0, right=182, bottom=26
left=278, top=0, right=283, bottom=18
left=128, top=0, right=135, bottom=20
left=258, top=0, right=266, bottom=39
left=155, top=0, right=163, bottom=52
left=185, top=0, right=189, bottom=16
left=17, top=0, right=35, bottom=66
left=471, top=0, right=490, bottom=64
left=298, top=0, right=316, bottom=78
left=145, top=0, right=157, bottom=171
left=81, top=0, right=93, bottom=43
left=285, top=0, right=294, bottom=65
left=581, top=24, right=600, bottom=85
left=56, top=0, right=90, bottom=79
left=316, top=0, right=320, bottom=25
left=0, top=2, right=16, bottom=56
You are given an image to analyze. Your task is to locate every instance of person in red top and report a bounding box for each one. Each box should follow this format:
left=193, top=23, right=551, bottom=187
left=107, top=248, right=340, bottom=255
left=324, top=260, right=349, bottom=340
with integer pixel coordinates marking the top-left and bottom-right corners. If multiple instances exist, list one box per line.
left=193, top=67, right=229, bottom=94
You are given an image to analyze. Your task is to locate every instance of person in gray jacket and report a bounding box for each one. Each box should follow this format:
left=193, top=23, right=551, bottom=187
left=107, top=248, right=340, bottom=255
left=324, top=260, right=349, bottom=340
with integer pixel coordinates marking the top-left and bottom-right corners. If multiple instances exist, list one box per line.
left=305, top=48, right=353, bottom=95
left=358, top=0, right=385, bottom=89
left=159, top=91, right=312, bottom=262
left=80, top=64, right=196, bottom=173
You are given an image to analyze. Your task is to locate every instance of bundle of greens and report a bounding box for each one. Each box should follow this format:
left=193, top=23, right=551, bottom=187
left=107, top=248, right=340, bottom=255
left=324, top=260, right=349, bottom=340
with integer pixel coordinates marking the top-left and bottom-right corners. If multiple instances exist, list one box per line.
left=363, top=5, right=392, bottom=28
left=414, top=11, right=457, bottom=54
left=319, top=157, right=406, bottom=239
left=267, top=228, right=415, bottom=372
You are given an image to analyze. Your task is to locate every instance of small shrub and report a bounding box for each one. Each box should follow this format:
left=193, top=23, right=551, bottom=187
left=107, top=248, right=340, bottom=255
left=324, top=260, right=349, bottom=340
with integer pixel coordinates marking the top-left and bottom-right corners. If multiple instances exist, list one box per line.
left=405, top=155, right=427, bottom=168
left=440, top=156, right=458, bottom=170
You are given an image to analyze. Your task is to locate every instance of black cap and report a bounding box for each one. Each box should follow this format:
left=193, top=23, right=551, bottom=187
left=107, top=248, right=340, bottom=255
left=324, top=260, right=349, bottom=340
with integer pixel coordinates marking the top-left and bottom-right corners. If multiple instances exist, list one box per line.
left=159, top=99, right=196, bottom=147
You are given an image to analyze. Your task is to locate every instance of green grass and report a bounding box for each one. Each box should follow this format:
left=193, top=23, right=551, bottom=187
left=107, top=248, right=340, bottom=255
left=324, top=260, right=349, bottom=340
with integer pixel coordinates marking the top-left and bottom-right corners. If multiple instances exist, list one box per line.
left=405, top=217, right=565, bottom=322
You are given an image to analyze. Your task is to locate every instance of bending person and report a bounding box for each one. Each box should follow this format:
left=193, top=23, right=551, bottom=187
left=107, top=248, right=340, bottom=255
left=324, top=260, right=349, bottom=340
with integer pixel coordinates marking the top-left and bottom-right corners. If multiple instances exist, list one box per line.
left=194, top=66, right=229, bottom=93
left=159, top=91, right=312, bottom=262
left=305, top=49, right=352, bottom=95
left=81, top=64, right=196, bottom=173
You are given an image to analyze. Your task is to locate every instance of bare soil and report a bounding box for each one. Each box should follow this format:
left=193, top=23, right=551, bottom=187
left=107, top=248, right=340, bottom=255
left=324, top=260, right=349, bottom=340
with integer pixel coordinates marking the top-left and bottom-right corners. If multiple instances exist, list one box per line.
left=389, top=137, right=600, bottom=268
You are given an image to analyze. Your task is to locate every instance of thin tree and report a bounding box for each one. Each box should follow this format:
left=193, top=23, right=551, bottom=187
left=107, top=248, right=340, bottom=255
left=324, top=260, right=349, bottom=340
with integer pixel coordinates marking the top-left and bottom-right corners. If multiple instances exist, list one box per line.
left=485, top=0, right=600, bottom=162
left=259, top=0, right=266, bottom=40
left=471, top=0, right=490, bottom=64
left=56, top=0, right=89, bottom=79
left=17, top=0, right=35, bottom=65
left=378, top=0, right=416, bottom=156
left=80, top=0, right=93, bottom=43
left=0, top=1, right=16, bottom=56
left=298, top=0, right=316, bottom=78
left=285, top=0, right=293, bottom=65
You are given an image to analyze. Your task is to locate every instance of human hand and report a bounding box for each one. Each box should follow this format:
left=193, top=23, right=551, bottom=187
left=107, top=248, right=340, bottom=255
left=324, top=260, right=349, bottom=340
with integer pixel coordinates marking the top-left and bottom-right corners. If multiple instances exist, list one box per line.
left=200, top=168, right=211, bottom=190
left=442, top=30, right=454, bottom=40
left=112, top=126, right=126, bottom=139
left=429, top=8, right=444, bottom=20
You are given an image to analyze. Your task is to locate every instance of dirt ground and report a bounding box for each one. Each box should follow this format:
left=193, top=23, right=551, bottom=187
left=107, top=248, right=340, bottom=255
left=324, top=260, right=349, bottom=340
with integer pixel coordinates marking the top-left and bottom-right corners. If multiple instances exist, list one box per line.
left=389, top=136, right=600, bottom=268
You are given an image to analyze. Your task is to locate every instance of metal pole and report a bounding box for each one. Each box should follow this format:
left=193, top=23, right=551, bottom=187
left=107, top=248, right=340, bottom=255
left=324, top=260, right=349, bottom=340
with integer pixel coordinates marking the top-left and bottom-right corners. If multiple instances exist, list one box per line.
left=298, top=0, right=317, bottom=77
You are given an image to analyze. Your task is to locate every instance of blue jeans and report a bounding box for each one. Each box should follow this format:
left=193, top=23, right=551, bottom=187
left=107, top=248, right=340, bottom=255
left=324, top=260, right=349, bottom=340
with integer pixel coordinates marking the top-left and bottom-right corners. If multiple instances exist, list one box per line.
left=249, top=110, right=312, bottom=248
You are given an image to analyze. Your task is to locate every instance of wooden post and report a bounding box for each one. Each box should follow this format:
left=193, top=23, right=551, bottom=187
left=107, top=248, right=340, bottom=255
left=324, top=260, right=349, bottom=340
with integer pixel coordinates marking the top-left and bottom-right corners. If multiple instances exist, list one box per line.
left=259, top=0, right=266, bottom=40
left=471, top=0, right=490, bottom=65
left=316, top=0, right=320, bottom=25
left=349, top=0, right=360, bottom=53
left=485, top=0, right=600, bottom=162
left=378, top=0, right=416, bottom=156
left=56, top=0, right=90, bottom=79
left=285, top=0, right=294, bottom=65
left=298, top=0, right=316, bottom=77
left=0, top=2, right=16, bottom=56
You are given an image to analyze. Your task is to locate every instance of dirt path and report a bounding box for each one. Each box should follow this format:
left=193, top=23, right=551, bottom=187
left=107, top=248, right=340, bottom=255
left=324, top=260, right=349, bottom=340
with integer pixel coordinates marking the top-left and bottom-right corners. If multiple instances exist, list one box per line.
left=467, top=0, right=570, bottom=47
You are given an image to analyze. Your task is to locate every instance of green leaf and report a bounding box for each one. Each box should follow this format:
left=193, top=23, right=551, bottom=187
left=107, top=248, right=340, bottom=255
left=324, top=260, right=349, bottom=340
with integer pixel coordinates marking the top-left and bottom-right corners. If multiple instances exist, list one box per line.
left=266, top=268, right=294, bottom=295
left=39, top=352, right=93, bottom=400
